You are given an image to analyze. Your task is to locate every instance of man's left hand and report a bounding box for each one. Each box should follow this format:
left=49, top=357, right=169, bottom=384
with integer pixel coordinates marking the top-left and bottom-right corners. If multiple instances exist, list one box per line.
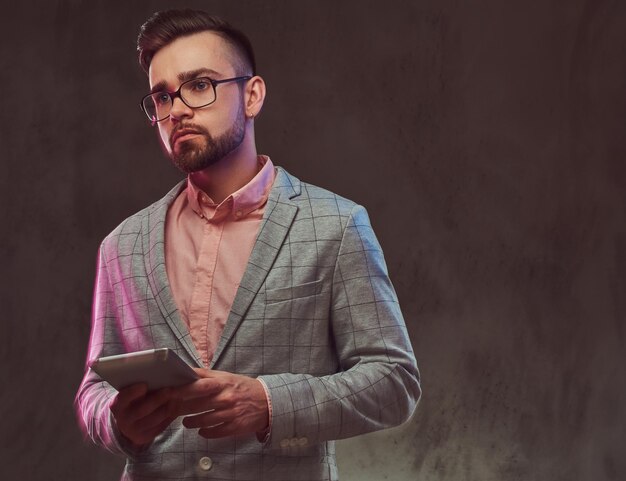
left=172, top=368, right=269, bottom=439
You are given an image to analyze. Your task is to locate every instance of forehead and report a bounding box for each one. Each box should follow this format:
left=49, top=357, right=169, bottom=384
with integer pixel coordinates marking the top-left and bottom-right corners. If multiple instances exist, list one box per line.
left=148, top=31, right=238, bottom=88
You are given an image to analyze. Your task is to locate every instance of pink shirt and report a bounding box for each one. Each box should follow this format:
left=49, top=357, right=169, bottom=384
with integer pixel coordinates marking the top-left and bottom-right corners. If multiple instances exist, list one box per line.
left=165, top=156, right=275, bottom=366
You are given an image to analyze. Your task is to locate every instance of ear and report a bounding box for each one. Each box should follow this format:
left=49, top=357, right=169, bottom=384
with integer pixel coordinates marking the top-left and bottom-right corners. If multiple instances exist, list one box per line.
left=244, top=75, right=266, bottom=119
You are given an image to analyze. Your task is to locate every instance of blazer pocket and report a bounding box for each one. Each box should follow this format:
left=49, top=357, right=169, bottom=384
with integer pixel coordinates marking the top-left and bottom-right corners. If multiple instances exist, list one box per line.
left=265, top=279, right=323, bottom=304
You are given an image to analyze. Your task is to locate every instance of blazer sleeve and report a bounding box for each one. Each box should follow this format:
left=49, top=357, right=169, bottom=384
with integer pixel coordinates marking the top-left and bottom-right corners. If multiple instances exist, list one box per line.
left=258, top=204, right=421, bottom=449
left=74, top=245, right=142, bottom=458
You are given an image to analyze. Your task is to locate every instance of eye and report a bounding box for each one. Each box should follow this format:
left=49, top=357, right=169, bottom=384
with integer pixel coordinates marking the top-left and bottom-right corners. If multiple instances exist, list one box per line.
left=154, top=93, right=170, bottom=105
left=191, top=78, right=210, bottom=91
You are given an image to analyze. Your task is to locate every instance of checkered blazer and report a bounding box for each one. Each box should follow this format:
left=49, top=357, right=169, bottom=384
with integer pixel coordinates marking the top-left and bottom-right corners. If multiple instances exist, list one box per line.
left=76, top=167, right=421, bottom=480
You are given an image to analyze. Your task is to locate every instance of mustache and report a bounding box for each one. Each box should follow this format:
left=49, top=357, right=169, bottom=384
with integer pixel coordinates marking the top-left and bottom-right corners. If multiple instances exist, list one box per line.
left=170, top=124, right=210, bottom=145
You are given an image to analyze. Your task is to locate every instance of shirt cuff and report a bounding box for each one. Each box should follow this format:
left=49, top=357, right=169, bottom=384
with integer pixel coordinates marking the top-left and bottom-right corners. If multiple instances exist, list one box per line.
left=255, top=377, right=273, bottom=443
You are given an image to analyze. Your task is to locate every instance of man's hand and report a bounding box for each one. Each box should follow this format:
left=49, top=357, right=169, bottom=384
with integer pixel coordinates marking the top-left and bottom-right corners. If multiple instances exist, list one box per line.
left=110, top=383, right=179, bottom=447
left=172, top=369, right=269, bottom=439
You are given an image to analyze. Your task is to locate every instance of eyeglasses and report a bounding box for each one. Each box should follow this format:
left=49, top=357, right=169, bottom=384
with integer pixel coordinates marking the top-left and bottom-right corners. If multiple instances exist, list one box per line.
left=140, top=75, right=251, bottom=123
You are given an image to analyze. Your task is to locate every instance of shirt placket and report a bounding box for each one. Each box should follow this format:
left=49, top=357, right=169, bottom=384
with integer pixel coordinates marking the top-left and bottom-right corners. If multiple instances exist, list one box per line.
left=188, top=201, right=229, bottom=366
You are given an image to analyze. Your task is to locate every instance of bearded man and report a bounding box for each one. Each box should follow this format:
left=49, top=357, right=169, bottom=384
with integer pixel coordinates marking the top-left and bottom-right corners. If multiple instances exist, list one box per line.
left=76, top=9, right=420, bottom=480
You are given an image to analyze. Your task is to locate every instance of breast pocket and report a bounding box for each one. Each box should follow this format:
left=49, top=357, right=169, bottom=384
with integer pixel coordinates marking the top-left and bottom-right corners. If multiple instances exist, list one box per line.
left=263, top=278, right=329, bottom=325
left=265, top=279, right=324, bottom=304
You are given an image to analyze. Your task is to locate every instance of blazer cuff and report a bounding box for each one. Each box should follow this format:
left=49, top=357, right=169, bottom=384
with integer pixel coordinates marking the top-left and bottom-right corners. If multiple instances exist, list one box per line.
left=256, top=373, right=317, bottom=451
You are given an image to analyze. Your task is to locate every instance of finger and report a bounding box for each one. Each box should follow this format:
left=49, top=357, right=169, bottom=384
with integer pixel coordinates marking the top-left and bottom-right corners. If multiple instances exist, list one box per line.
left=129, top=413, right=177, bottom=446
left=183, top=402, right=247, bottom=428
left=144, top=414, right=178, bottom=439
left=111, top=383, right=148, bottom=413
left=176, top=396, right=228, bottom=416
left=116, top=398, right=180, bottom=446
left=175, top=379, right=259, bottom=415
left=131, top=388, right=173, bottom=421
left=172, top=378, right=223, bottom=400
left=182, top=408, right=234, bottom=429
left=191, top=367, right=213, bottom=377
left=132, top=397, right=177, bottom=433
left=197, top=423, right=239, bottom=439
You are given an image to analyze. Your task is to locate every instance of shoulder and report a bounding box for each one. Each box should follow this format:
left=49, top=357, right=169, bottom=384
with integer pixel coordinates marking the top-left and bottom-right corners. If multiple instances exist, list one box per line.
left=274, top=166, right=359, bottom=211
left=273, top=166, right=371, bottom=235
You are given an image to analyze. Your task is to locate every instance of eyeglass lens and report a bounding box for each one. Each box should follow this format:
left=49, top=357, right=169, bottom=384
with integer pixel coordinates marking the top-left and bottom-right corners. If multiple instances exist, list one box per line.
left=142, top=78, right=216, bottom=121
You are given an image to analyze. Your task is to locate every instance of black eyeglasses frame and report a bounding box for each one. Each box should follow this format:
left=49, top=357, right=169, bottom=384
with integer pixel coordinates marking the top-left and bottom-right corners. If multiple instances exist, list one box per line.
left=140, top=75, right=252, bottom=123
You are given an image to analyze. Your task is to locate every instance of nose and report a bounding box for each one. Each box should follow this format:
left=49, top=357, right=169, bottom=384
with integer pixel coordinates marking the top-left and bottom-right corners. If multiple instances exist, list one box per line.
left=169, top=96, right=193, bottom=121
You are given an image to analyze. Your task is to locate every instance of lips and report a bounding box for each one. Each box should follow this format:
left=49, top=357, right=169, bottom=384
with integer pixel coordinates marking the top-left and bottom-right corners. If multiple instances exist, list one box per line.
left=171, top=128, right=202, bottom=146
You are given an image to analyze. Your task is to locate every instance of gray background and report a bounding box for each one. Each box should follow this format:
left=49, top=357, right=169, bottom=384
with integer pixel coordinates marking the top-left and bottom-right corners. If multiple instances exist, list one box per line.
left=1, top=0, right=624, bottom=480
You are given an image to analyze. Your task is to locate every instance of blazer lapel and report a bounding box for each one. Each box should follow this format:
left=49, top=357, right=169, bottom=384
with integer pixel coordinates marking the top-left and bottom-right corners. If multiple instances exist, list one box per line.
left=211, top=168, right=301, bottom=367
left=142, top=180, right=204, bottom=367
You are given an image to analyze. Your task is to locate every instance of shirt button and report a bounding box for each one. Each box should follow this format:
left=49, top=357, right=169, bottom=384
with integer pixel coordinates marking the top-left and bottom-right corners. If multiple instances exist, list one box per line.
left=235, top=210, right=242, bottom=217
left=280, top=438, right=290, bottom=448
left=199, top=456, right=212, bottom=471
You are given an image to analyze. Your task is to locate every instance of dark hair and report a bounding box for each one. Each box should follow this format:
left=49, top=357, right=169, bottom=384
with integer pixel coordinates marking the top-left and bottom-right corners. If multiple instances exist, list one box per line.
left=137, top=9, right=256, bottom=76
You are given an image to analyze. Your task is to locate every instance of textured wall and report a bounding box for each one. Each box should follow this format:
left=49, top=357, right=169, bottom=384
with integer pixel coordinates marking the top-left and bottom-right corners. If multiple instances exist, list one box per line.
left=1, top=1, right=624, bottom=480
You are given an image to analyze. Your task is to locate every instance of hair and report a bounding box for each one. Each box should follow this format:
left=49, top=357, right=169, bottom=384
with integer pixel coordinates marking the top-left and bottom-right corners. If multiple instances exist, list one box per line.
left=137, top=9, right=256, bottom=76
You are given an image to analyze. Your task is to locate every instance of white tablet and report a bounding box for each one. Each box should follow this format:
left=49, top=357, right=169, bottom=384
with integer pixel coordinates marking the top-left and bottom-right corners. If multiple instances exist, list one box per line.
left=89, top=348, right=199, bottom=391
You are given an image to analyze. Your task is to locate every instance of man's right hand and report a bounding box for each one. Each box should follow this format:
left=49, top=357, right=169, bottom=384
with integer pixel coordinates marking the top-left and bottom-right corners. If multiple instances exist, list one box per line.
left=110, top=383, right=179, bottom=447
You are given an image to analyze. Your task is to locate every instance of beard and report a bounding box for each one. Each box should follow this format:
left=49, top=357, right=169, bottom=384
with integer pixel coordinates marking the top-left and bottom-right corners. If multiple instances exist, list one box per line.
left=168, top=107, right=245, bottom=174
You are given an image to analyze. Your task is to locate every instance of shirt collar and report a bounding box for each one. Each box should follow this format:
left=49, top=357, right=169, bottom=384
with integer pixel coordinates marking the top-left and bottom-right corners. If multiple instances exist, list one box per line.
left=186, top=155, right=275, bottom=221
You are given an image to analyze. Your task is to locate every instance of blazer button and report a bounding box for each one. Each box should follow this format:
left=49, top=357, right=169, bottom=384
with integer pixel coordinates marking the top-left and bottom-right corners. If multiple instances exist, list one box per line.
left=280, top=438, right=290, bottom=448
left=298, top=437, right=309, bottom=447
left=289, top=437, right=299, bottom=447
left=199, top=457, right=213, bottom=471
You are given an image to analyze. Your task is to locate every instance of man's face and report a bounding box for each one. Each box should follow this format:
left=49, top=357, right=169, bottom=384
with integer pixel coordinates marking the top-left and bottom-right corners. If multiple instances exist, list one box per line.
left=148, top=31, right=246, bottom=173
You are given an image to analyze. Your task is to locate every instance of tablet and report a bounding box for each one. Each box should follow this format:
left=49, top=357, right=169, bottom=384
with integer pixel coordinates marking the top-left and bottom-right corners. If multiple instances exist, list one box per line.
left=89, top=348, right=199, bottom=391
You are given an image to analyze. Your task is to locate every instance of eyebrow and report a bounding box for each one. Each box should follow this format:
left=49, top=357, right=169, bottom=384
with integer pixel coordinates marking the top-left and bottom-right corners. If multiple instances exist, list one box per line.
left=150, top=68, right=223, bottom=94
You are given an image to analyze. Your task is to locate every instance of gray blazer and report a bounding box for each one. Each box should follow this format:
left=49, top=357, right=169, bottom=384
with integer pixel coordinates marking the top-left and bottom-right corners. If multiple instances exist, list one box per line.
left=76, top=167, right=421, bottom=480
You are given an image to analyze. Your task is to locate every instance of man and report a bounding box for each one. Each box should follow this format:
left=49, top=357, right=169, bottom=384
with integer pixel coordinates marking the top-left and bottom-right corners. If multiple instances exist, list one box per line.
left=76, top=9, right=420, bottom=480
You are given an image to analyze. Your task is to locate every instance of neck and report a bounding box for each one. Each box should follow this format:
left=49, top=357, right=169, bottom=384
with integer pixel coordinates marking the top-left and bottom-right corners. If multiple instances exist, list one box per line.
left=189, top=131, right=258, bottom=204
